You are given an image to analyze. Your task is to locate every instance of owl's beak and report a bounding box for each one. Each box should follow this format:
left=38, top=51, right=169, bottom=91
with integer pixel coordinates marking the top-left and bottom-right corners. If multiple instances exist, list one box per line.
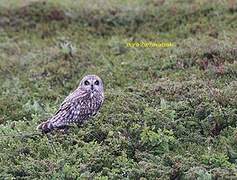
left=91, top=85, right=94, bottom=90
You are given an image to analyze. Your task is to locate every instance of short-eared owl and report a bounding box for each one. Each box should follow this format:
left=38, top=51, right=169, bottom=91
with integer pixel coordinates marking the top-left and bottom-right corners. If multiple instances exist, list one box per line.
left=37, top=75, right=104, bottom=133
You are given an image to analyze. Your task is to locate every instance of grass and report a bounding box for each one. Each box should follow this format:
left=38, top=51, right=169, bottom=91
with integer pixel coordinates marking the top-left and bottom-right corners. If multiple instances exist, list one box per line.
left=0, top=0, right=237, bottom=179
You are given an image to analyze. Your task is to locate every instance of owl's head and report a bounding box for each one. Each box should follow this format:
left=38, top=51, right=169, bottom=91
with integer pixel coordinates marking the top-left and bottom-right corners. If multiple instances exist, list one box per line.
left=79, top=75, right=104, bottom=93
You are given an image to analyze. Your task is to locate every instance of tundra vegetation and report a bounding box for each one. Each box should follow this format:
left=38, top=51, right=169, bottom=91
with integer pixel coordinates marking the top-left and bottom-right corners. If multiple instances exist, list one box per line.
left=0, top=0, right=236, bottom=179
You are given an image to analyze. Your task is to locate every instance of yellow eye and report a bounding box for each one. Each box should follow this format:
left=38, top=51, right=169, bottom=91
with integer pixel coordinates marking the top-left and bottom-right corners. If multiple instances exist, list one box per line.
left=84, top=80, right=90, bottom=85
left=95, top=80, right=99, bottom=85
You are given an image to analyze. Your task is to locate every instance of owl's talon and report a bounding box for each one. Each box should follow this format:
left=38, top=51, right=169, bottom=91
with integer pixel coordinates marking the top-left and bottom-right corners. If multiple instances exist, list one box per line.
left=76, top=124, right=83, bottom=128
left=61, top=128, right=69, bottom=134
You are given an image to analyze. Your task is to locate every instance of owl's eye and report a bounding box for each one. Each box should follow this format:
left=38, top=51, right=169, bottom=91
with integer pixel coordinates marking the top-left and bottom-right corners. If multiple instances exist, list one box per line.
left=94, top=80, right=99, bottom=85
left=84, top=80, right=90, bottom=85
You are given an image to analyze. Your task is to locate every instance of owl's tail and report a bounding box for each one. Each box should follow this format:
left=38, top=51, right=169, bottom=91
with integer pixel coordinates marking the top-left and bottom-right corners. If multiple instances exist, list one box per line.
left=37, top=120, right=54, bottom=133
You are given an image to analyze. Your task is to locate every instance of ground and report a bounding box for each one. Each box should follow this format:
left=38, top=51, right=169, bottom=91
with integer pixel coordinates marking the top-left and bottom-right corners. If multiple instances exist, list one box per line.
left=0, top=0, right=237, bottom=179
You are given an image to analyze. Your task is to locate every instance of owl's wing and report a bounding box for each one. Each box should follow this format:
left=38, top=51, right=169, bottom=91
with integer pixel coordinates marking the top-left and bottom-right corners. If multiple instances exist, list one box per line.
left=49, top=89, right=90, bottom=127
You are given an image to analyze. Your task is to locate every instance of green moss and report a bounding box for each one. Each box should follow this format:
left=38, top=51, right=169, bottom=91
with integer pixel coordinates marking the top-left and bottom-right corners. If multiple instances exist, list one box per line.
left=0, top=0, right=237, bottom=179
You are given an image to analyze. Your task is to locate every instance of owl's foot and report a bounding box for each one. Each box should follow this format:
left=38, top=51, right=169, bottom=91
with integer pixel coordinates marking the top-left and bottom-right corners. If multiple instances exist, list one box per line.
left=60, top=128, right=69, bottom=134
left=57, top=126, right=70, bottom=134
left=76, top=123, right=84, bottom=128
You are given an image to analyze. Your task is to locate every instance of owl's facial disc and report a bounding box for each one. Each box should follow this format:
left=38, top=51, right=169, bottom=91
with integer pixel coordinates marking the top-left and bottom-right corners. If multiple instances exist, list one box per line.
left=80, top=75, right=103, bottom=93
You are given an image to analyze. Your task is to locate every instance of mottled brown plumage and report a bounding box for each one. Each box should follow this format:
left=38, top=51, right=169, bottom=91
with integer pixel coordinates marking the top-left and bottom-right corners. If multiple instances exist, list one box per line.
left=37, top=75, right=104, bottom=133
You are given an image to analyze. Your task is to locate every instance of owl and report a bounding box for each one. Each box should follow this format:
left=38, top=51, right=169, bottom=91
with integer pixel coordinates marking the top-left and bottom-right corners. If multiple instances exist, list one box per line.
left=37, top=75, right=104, bottom=133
